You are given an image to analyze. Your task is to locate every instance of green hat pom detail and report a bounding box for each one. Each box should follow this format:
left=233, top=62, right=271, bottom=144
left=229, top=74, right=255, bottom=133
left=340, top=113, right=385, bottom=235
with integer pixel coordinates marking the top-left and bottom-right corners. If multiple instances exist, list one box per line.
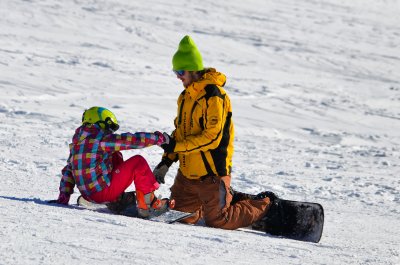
left=172, top=35, right=204, bottom=71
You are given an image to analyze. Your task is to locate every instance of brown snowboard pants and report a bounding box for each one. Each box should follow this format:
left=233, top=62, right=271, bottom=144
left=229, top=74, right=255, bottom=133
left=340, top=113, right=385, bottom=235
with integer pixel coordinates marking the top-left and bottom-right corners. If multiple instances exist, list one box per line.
left=170, top=171, right=271, bottom=230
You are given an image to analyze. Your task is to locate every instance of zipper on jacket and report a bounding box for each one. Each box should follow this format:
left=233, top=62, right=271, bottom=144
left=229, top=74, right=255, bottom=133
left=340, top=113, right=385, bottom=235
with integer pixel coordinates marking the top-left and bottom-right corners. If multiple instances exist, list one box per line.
left=190, top=101, right=200, bottom=128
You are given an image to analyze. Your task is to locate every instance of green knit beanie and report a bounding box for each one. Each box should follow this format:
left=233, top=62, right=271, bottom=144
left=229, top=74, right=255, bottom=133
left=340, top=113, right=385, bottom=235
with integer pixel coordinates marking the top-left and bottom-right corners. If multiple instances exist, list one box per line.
left=172, top=35, right=204, bottom=71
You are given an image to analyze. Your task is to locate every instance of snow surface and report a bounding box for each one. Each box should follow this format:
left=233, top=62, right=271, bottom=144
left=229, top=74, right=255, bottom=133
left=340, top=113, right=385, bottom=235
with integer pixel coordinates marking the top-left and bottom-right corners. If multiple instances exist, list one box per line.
left=0, top=0, right=399, bottom=264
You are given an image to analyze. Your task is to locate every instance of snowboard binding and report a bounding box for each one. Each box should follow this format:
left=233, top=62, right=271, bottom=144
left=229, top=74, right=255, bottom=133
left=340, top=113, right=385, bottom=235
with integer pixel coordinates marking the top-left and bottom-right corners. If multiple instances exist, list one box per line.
left=105, top=191, right=137, bottom=214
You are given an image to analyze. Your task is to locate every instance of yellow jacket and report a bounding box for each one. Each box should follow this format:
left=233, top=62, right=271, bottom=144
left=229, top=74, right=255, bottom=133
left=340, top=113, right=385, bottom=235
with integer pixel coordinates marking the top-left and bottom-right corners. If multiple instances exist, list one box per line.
left=165, top=68, right=234, bottom=179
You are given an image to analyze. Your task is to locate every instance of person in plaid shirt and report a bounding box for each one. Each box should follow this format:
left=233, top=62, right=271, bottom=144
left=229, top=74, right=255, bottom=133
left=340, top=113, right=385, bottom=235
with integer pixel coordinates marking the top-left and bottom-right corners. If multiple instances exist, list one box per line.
left=50, top=106, right=171, bottom=218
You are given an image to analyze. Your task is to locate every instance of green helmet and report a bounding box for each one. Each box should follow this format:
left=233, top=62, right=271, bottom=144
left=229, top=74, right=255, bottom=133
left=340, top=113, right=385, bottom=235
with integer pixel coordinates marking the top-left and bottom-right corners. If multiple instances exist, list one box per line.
left=82, top=106, right=119, bottom=132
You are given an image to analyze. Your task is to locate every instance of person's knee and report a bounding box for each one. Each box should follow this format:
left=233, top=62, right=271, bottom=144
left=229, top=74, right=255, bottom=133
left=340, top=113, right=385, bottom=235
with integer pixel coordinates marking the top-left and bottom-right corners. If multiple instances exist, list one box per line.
left=127, top=155, right=148, bottom=168
left=180, top=209, right=202, bottom=225
left=131, top=154, right=145, bottom=162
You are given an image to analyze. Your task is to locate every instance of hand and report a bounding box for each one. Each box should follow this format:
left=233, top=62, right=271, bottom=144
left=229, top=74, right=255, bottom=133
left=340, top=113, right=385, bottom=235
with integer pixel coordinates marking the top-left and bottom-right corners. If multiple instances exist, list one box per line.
left=153, top=158, right=173, bottom=184
left=48, top=192, right=70, bottom=205
left=161, top=132, right=176, bottom=153
left=153, top=163, right=168, bottom=184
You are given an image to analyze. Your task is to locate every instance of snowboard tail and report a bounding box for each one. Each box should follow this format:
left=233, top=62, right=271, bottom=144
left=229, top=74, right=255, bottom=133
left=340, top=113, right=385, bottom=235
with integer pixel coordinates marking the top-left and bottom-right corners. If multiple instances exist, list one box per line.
left=253, top=199, right=324, bottom=243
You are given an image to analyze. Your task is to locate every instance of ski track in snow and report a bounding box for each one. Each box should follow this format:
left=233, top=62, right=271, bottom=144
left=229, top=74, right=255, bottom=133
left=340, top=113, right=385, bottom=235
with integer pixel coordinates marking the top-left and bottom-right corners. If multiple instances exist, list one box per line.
left=0, top=0, right=399, bottom=264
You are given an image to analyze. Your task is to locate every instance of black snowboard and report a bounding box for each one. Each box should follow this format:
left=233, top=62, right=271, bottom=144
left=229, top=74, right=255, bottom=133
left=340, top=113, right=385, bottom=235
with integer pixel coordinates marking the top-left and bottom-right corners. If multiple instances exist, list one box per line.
left=252, top=199, right=324, bottom=243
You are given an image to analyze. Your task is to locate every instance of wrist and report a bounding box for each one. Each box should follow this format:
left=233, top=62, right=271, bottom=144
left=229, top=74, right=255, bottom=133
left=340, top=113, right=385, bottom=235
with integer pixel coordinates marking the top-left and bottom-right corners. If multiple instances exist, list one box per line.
left=154, top=131, right=165, bottom=146
left=58, top=192, right=71, bottom=204
left=162, top=157, right=174, bottom=168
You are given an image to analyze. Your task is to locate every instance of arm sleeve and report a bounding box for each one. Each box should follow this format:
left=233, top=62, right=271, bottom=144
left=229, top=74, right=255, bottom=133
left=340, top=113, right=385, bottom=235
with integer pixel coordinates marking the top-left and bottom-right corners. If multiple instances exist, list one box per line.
left=59, top=161, right=75, bottom=195
left=100, top=132, right=164, bottom=152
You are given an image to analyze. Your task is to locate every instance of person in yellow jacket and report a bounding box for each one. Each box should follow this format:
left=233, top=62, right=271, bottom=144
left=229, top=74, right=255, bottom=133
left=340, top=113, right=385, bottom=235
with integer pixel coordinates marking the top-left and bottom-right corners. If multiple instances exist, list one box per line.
left=154, top=35, right=273, bottom=230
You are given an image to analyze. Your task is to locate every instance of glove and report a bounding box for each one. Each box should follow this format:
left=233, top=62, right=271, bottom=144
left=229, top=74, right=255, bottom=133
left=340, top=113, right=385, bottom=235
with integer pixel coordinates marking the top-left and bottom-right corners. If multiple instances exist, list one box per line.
left=160, top=132, right=176, bottom=153
left=48, top=192, right=71, bottom=205
left=153, top=158, right=173, bottom=184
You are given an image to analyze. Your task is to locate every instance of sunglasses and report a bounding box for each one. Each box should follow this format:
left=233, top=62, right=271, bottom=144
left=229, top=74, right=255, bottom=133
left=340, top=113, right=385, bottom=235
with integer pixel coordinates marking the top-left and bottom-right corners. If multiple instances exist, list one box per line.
left=173, top=70, right=185, bottom=76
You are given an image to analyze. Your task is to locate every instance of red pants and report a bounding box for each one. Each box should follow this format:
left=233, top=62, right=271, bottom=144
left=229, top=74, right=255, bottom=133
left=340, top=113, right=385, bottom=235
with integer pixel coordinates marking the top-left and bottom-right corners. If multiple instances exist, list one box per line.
left=88, top=153, right=159, bottom=203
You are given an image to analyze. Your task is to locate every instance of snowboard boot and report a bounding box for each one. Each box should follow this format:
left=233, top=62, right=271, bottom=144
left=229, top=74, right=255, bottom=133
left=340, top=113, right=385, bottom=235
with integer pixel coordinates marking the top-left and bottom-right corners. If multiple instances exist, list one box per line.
left=136, top=190, right=171, bottom=218
left=251, top=191, right=283, bottom=231
left=106, top=191, right=136, bottom=214
left=253, top=191, right=278, bottom=201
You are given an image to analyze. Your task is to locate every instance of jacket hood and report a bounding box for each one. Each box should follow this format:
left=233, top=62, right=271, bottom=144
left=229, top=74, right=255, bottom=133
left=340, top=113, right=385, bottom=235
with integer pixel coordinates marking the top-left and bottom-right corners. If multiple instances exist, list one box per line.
left=199, top=68, right=226, bottom=87
left=71, top=124, right=104, bottom=145
left=185, top=68, right=226, bottom=96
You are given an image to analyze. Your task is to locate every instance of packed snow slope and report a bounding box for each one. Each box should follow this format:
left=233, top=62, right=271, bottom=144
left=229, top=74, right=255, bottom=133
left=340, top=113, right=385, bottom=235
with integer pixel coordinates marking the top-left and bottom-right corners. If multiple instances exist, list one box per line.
left=0, top=0, right=399, bottom=264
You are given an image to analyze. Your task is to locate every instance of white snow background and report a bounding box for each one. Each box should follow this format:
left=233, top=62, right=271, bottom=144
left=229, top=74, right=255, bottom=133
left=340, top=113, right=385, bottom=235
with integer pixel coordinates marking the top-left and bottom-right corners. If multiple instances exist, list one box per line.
left=0, top=0, right=399, bottom=264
